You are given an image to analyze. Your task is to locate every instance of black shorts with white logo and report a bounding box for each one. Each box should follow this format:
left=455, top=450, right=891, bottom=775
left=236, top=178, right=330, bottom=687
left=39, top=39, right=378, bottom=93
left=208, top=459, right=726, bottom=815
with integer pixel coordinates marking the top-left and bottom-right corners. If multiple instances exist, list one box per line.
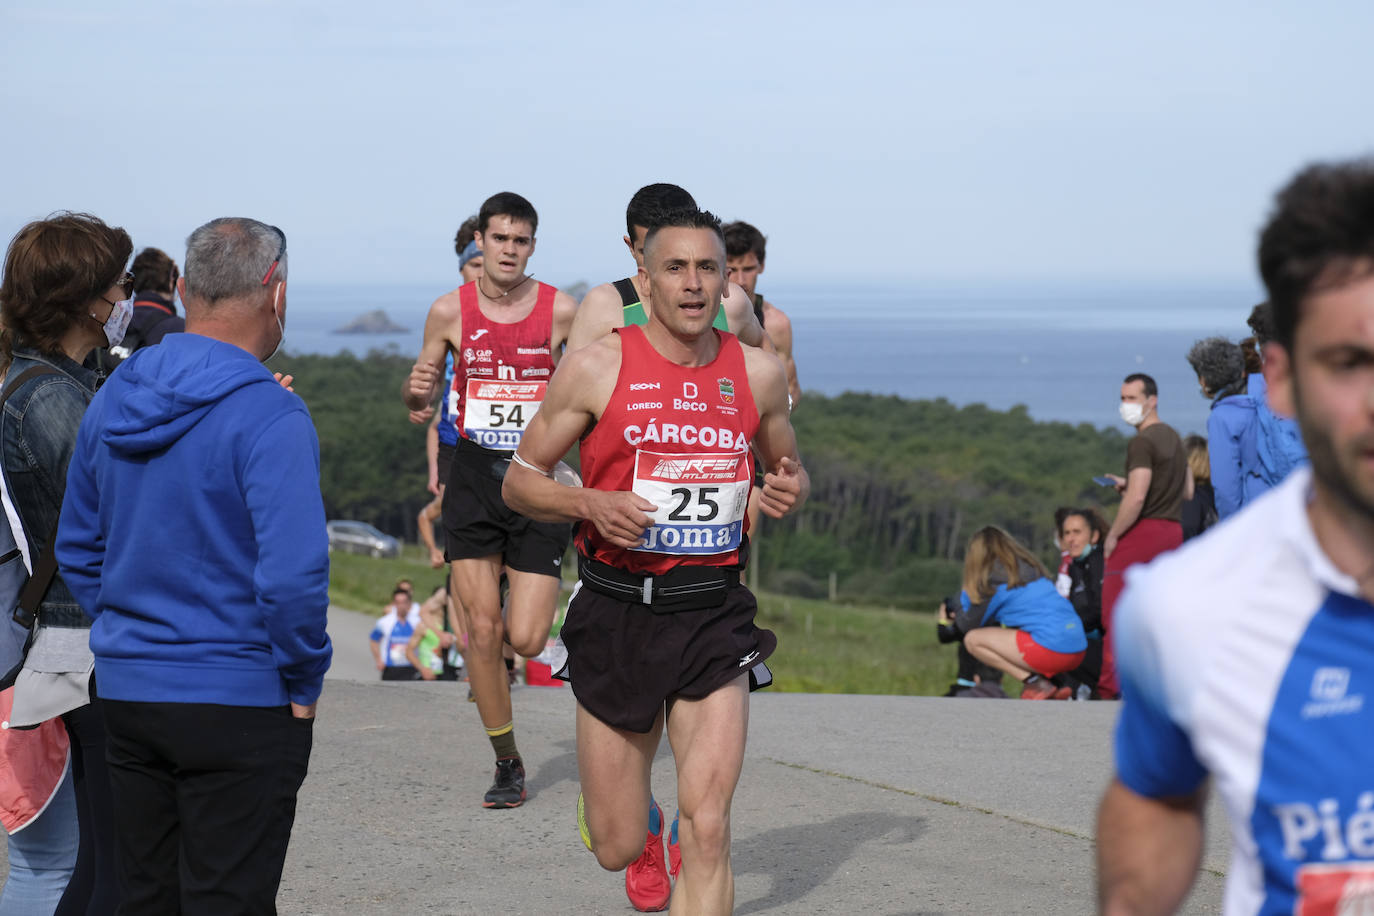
left=442, top=438, right=571, bottom=577
left=558, top=581, right=776, bottom=733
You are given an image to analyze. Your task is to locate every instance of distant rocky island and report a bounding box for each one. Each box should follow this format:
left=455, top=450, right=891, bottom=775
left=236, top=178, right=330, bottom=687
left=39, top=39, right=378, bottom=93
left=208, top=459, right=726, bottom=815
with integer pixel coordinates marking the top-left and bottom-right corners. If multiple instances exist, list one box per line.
left=333, top=310, right=408, bottom=335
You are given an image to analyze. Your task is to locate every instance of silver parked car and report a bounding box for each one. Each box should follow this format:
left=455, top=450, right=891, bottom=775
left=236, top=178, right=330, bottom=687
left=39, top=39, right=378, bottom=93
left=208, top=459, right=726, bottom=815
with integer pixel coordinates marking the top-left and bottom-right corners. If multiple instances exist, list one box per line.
left=326, top=520, right=401, bottom=558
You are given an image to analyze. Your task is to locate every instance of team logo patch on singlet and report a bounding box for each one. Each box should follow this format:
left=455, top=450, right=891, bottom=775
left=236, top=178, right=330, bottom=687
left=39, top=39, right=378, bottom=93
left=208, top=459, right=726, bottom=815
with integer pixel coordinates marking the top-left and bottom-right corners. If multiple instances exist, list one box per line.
left=718, top=377, right=735, bottom=405
left=630, top=449, right=751, bottom=555
left=463, top=379, right=546, bottom=450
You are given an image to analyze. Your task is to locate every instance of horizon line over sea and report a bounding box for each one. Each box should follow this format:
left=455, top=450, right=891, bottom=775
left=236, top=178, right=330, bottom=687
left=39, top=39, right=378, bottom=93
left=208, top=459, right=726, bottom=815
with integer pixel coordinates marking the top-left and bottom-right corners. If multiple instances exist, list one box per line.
left=277, top=279, right=1266, bottom=439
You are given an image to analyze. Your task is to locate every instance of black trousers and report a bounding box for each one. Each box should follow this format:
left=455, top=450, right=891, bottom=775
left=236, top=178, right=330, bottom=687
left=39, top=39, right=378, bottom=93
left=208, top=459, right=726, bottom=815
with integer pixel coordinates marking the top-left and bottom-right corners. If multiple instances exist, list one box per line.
left=57, top=693, right=120, bottom=916
left=102, top=701, right=313, bottom=915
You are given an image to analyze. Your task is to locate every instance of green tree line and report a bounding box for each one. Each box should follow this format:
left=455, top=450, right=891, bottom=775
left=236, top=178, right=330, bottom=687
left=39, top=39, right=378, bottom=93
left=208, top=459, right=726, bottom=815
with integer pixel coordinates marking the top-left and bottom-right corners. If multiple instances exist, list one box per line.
left=278, top=352, right=1128, bottom=609
left=753, top=393, right=1126, bottom=607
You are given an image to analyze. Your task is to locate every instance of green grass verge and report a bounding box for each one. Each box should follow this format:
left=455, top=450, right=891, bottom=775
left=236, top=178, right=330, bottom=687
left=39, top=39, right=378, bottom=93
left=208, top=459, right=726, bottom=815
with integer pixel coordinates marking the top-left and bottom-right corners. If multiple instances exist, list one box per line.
left=755, top=594, right=957, bottom=696
left=328, top=548, right=972, bottom=696
left=328, top=545, right=452, bottom=614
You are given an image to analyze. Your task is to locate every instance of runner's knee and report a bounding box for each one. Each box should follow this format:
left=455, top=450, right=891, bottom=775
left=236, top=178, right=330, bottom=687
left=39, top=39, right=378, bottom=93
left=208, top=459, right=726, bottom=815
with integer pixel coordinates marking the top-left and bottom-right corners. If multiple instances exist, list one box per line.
left=465, top=610, right=505, bottom=652
left=507, top=629, right=546, bottom=658
left=680, top=806, right=730, bottom=860
left=593, top=837, right=642, bottom=872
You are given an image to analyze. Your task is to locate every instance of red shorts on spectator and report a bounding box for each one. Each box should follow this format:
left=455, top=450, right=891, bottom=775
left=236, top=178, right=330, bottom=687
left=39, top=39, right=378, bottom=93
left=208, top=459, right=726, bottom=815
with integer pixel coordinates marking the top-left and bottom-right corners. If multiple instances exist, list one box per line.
left=1015, top=630, right=1085, bottom=677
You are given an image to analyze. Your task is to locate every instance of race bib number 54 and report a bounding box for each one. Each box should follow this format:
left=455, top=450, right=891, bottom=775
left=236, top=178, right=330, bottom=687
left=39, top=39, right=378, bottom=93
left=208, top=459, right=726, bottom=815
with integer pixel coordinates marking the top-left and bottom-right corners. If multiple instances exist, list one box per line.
left=464, top=379, right=546, bottom=450
left=630, top=450, right=751, bottom=555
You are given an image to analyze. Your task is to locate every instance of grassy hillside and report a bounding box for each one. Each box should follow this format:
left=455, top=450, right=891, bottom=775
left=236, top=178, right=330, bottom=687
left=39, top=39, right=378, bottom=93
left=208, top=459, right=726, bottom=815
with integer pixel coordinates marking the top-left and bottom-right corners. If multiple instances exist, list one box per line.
left=330, top=548, right=965, bottom=697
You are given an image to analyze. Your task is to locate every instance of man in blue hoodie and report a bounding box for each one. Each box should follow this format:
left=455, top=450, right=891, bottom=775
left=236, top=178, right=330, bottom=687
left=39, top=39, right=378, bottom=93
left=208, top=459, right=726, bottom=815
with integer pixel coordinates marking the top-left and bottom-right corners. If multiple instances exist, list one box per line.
left=55, top=217, right=332, bottom=914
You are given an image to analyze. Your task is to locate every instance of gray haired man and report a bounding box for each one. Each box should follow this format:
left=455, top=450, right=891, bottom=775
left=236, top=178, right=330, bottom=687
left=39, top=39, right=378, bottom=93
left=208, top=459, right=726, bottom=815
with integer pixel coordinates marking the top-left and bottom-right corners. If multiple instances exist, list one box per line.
left=57, top=217, right=331, bottom=913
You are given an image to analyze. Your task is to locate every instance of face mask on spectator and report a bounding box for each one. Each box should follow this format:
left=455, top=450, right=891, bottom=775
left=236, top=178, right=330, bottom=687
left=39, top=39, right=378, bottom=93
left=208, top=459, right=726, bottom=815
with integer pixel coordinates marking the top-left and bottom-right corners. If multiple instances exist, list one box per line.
left=1119, top=402, right=1144, bottom=426
left=102, top=296, right=135, bottom=347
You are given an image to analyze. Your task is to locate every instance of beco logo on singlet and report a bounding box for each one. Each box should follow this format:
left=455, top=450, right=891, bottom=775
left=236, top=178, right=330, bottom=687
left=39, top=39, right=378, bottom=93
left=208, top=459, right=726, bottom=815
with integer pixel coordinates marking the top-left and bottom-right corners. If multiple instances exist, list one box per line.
left=674, top=381, right=706, bottom=413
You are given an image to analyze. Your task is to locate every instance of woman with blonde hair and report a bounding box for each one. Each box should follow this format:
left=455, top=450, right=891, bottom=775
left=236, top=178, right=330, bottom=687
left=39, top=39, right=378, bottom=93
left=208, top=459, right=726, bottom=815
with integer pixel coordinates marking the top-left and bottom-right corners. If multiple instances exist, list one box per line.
left=1181, top=434, right=1218, bottom=540
left=941, top=526, right=1087, bottom=699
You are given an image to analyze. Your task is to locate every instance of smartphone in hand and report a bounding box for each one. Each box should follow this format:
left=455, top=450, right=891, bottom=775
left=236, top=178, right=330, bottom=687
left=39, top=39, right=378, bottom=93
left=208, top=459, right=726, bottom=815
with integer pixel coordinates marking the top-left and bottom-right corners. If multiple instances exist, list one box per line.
left=1093, top=475, right=1116, bottom=487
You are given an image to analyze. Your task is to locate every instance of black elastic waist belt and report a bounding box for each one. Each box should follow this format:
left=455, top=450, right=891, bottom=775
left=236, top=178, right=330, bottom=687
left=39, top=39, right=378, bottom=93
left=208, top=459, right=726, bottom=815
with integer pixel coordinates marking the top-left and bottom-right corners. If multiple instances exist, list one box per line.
left=578, top=555, right=740, bottom=614
left=454, top=437, right=513, bottom=480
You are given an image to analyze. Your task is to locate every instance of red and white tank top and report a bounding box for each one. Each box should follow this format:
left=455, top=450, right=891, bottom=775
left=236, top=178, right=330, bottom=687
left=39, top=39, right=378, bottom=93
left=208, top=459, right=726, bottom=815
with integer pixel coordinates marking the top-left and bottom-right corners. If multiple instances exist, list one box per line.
left=449, top=281, right=557, bottom=451
left=577, top=325, right=760, bottom=574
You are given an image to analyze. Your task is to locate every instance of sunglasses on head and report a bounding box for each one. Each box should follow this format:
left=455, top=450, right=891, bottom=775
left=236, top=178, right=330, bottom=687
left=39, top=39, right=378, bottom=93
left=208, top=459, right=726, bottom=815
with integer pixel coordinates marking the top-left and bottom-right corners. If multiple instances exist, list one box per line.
left=261, top=226, right=286, bottom=286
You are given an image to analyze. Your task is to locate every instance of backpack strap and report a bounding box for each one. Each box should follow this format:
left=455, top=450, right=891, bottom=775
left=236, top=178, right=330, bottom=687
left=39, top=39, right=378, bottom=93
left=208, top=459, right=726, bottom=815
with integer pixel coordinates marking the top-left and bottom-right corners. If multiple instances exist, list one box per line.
left=0, top=366, right=64, bottom=628
left=0, top=366, right=61, bottom=411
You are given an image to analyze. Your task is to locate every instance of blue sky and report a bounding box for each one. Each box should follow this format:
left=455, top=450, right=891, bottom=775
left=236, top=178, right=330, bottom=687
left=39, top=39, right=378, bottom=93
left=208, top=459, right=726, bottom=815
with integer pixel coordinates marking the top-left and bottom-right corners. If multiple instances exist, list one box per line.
left=3, top=0, right=1372, bottom=290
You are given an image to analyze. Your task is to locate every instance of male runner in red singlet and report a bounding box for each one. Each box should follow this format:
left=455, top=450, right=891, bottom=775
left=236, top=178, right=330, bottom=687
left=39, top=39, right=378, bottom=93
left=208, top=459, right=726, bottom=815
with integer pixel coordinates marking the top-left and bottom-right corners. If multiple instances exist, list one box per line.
left=403, top=192, right=578, bottom=808
left=567, top=184, right=771, bottom=353
left=569, top=182, right=778, bottom=910
left=504, top=207, right=808, bottom=915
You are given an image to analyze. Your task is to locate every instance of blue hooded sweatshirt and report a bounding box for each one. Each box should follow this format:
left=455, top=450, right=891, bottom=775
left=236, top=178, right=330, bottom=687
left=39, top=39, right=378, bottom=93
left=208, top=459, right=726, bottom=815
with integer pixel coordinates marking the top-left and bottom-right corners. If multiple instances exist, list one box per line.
left=56, top=334, right=332, bottom=707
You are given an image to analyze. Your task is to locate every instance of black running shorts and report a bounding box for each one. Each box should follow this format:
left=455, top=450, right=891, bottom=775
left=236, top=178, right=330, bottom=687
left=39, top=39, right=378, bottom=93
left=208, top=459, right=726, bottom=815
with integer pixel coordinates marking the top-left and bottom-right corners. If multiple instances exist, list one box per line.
left=436, top=441, right=455, bottom=490
left=558, top=582, right=777, bottom=733
left=442, top=440, right=571, bottom=577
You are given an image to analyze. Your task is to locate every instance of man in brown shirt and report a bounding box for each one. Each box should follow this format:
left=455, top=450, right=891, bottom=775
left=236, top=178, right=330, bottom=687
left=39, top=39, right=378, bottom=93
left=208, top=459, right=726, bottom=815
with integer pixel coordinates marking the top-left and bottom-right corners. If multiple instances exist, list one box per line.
left=1098, top=373, right=1193, bottom=698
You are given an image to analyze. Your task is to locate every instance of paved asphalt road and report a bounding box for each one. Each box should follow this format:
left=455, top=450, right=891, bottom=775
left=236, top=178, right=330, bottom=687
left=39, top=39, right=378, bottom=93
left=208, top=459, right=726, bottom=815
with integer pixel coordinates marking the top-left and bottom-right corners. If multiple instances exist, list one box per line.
left=1, top=607, right=1229, bottom=913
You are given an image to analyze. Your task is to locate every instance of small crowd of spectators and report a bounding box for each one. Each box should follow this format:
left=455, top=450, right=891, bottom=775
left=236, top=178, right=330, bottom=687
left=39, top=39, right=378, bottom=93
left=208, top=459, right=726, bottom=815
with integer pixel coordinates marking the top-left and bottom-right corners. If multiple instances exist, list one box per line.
left=936, top=302, right=1310, bottom=700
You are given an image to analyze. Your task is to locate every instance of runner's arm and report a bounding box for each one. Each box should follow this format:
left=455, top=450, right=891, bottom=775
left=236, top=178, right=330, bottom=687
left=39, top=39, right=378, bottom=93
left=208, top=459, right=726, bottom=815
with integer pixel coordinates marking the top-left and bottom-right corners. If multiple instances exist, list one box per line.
left=425, top=412, right=441, bottom=494
left=418, top=592, right=446, bottom=633
left=747, top=348, right=809, bottom=518
left=369, top=635, right=383, bottom=670
left=403, top=295, right=459, bottom=411
left=567, top=285, right=622, bottom=352
left=722, top=282, right=775, bottom=352
left=502, top=344, right=656, bottom=547
left=550, top=289, right=580, bottom=362
left=404, top=627, right=424, bottom=669
left=764, top=302, right=801, bottom=406
left=1097, top=778, right=1206, bottom=915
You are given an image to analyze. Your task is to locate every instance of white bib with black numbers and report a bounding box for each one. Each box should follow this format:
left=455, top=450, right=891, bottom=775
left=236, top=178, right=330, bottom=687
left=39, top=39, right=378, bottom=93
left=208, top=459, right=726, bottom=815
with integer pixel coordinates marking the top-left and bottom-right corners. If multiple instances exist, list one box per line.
left=462, top=379, right=546, bottom=451
left=630, top=449, right=751, bottom=555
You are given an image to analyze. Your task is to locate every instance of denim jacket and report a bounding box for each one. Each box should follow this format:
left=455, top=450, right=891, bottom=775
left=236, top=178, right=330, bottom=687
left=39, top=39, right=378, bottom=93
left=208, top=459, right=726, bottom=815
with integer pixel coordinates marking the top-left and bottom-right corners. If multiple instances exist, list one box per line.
left=1, top=344, right=100, bottom=628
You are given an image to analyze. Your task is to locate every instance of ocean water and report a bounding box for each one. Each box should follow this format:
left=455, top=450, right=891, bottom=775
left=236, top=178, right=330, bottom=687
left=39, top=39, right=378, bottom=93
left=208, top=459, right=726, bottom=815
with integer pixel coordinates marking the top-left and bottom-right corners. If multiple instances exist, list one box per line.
left=280, top=281, right=1260, bottom=438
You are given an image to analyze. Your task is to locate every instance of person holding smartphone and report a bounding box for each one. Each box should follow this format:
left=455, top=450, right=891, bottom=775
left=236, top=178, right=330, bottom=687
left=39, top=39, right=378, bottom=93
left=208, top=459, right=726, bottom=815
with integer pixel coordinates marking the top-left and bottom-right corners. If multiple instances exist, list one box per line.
left=1095, top=374, right=1193, bottom=698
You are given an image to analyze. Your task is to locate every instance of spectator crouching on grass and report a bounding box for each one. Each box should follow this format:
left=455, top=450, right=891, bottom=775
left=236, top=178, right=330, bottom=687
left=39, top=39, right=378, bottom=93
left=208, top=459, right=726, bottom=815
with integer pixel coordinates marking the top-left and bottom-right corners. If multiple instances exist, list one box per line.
left=940, top=526, right=1087, bottom=700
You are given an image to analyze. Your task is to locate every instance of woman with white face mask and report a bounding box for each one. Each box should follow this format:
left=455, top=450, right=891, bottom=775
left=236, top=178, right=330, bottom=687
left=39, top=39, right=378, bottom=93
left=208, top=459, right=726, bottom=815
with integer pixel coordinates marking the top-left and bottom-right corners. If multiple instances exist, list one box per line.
left=0, top=211, right=131, bottom=914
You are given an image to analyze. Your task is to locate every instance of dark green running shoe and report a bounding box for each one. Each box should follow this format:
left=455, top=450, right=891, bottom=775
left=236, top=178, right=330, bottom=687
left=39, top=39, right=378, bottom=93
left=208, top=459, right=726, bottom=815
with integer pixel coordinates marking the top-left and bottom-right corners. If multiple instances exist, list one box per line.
left=483, top=756, right=526, bottom=809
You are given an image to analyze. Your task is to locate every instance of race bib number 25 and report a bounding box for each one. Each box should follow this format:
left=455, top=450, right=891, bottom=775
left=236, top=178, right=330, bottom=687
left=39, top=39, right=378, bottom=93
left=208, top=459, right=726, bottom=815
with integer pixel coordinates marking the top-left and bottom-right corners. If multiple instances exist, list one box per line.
left=630, top=449, right=751, bottom=555
left=463, top=379, right=546, bottom=450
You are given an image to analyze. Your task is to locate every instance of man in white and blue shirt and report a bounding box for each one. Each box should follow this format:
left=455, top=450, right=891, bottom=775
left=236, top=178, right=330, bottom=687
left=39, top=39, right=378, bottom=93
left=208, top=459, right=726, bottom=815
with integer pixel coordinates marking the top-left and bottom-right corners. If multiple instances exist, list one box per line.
left=1099, top=158, right=1374, bottom=915
left=369, top=588, right=422, bottom=681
